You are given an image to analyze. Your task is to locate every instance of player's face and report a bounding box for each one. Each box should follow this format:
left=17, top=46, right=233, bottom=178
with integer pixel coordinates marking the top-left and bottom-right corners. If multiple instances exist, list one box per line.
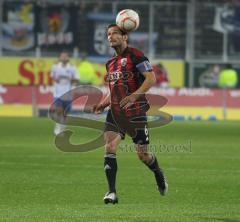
left=59, top=52, right=70, bottom=64
left=107, top=26, right=126, bottom=47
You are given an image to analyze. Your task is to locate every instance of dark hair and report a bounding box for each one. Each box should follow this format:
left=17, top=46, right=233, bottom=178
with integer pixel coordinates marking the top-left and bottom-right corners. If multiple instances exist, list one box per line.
left=107, top=23, right=127, bottom=35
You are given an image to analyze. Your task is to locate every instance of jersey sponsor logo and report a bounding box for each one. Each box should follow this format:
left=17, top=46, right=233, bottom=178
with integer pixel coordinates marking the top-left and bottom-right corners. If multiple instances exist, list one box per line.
left=120, top=58, right=127, bottom=67
left=106, top=71, right=134, bottom=82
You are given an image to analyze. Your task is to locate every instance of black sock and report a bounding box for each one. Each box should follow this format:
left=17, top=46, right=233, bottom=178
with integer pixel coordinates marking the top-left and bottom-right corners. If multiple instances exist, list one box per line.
left=104, top=153, right=117, bottom=193
left=143, top=155, right=165, bottom=185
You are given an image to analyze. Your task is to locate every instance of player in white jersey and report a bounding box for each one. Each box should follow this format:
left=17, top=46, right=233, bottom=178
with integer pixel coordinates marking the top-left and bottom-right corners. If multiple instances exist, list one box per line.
left=50, top=50, right=80, bottom=135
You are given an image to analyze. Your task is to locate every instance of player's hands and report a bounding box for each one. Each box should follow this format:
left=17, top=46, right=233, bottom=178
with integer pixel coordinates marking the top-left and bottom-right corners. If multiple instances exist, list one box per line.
left=120, top=94, right=137, bottom=109
left=93, top=104, right=105, bottom=114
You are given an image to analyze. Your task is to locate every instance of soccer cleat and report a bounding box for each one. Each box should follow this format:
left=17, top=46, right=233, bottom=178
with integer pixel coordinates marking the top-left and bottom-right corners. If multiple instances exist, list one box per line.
left=155, top=169, right=168, bottom=196
left=158, top=180, right=168, bottom=196
left=54, top=124, right=66, bottom=136
left=103, top=192, right=118, bottom=204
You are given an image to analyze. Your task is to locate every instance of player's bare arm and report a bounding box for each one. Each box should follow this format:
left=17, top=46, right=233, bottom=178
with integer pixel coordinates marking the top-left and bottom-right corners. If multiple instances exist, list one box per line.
left=93, top=93, right=111, bottom=114
left=120, top=71, right=156, bottom=109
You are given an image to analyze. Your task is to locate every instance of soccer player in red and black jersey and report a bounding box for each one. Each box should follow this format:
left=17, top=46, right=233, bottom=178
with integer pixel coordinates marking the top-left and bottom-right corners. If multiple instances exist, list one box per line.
left=93, top=24, right=168, bottom=204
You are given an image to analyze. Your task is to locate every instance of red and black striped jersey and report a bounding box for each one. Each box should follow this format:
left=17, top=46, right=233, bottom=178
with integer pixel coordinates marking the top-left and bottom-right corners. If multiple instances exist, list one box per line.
left=106, top=47, right=152, bottom=118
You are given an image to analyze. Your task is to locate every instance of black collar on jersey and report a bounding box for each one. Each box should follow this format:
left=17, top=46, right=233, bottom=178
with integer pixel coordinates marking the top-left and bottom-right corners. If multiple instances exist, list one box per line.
left=114, top=46, right=129, bottom=57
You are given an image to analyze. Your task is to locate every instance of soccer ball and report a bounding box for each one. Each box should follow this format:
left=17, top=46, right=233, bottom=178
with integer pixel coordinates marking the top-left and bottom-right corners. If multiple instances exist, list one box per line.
left=116, top=9, right=140, bottom=32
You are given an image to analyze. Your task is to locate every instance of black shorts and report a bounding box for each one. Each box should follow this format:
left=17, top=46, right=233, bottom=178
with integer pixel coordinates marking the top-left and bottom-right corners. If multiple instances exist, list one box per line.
left=104, top=109, right=149, bottom=145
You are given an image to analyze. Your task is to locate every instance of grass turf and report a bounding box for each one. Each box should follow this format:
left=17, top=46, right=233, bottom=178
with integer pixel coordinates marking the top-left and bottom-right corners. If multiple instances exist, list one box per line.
left=0, top=117, right=239, bottom=222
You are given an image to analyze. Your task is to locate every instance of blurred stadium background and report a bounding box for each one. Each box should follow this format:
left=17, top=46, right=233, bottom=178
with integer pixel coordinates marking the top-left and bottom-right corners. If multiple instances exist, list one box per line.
left=0, top=0, right=239, bottom=120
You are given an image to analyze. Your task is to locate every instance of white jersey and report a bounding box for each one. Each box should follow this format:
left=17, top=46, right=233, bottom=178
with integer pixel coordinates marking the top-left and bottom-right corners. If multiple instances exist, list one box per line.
left=51, top=62, right=79, bottom=99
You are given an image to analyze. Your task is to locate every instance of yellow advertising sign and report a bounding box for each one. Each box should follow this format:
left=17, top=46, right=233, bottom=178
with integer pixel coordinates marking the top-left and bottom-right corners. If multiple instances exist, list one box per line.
left=0, top=105, right=32, bottom=117
left=0, top=58, right=56, bottom=85
left=0, top=58, right=184, bottom=87
left=0, top=58, right=107, bottom=86
left=156, top=60, right=185, bottom=87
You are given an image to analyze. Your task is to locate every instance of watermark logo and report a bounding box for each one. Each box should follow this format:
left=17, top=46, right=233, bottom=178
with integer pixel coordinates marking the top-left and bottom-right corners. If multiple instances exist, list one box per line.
left=49, top=85, right=173, bottom=152
left=119, top=140, right=192, bottom=153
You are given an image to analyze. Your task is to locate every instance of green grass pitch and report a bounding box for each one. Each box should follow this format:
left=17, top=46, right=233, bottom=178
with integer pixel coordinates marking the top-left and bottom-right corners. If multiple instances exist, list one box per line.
left=0, top=117, right=239, bottom=222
